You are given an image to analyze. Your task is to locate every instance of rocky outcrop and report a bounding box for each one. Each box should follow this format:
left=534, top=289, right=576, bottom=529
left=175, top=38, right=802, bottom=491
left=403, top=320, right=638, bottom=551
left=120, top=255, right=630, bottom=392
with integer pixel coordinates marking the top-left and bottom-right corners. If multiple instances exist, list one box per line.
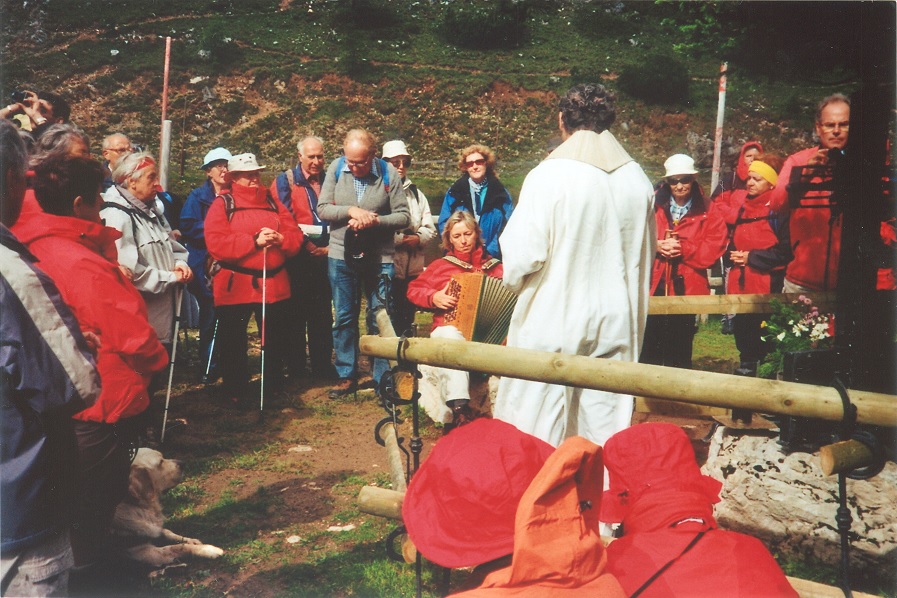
left=702, top=426, right=896, bottom=588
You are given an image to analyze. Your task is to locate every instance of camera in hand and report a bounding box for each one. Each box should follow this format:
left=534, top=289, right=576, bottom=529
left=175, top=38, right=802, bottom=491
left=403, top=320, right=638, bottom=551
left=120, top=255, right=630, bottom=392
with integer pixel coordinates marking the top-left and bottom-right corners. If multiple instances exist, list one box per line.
left=10, top=91, right=28, bottom=104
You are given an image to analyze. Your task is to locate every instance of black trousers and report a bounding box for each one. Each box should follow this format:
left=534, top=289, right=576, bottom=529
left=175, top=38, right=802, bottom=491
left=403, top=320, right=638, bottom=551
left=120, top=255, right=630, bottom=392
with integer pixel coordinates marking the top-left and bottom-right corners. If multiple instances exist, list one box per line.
left=733, top=313, right=769, bottom=365
left=285, top=252, right=334, bottom=374
left=70, top=418, right=138, bottom=566
left=217, top=300, right=290, bottom=400
left=640, top=313, right=698, bottom=369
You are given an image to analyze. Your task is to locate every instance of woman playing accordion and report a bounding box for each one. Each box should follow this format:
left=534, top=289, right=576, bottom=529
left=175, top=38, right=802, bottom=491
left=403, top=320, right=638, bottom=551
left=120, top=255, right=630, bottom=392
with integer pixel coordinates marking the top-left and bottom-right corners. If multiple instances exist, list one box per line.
left=407, top=211, right=503, bottom=428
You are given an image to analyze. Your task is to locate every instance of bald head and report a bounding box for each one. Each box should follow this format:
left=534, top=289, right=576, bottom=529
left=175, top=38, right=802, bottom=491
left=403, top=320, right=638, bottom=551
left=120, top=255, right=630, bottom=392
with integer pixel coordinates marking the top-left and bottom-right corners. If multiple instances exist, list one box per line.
left=102, top=133, right=132, bottom=169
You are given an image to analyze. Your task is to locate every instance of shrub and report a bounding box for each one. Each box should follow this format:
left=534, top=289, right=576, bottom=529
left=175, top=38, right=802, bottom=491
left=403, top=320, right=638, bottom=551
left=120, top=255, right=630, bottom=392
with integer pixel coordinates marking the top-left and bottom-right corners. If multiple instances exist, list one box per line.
left=439, top=0, right=530, bottom=50
left=617, top=53, right=689, bottom=105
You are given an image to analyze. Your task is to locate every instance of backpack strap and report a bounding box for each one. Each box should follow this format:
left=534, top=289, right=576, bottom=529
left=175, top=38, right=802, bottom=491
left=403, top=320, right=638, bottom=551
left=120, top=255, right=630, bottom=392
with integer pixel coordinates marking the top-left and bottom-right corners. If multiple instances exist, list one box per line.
left=481, top=258, right=501, bottom=271
left=102, top=201, right=140, bottom=238
left=219, top=192, right=278, bottom=222
left=442, top=255, right=473, bottom=270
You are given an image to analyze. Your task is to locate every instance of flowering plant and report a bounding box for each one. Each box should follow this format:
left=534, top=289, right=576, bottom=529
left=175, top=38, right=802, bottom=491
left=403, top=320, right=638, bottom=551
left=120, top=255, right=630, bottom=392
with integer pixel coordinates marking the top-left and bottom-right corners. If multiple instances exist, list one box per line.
left=757, top=295, right=835, bottom=379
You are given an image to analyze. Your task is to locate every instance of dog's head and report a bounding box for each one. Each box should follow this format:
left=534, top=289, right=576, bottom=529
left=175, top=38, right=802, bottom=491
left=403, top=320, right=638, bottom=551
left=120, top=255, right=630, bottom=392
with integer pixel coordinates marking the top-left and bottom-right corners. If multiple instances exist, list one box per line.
left=130, top=448, right=184, bottom=502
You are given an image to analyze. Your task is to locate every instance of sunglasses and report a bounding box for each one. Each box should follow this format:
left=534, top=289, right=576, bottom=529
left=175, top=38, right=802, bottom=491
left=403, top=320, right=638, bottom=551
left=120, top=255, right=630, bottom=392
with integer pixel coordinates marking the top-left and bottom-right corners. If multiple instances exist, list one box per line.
left=465, top=158, right=486, bottom=168
left=389, top=157, right=411, bottom=167
left=667, top=176, right=694, bottom=186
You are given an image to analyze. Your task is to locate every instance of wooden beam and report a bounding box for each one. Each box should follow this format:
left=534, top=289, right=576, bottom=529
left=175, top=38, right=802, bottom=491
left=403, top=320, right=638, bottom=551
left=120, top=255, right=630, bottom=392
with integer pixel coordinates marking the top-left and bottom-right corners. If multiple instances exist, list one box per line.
left=648, top=292, right=836, bottom=315
left=819, top=440, right=876, bottom=476
left=360, top=336, right=896, bottom=427
left=358, top=486, right=404, bottom=520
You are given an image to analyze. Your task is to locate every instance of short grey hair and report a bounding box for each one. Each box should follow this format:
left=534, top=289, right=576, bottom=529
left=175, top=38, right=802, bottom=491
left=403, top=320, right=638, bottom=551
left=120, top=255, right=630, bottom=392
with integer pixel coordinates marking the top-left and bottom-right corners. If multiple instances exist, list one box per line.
left=344, top=128, right=377, bottom=156
left=815, top=93, right=851, bottom=123
left=102, top=132, right=130, bottom=150
left=112, top=151, right=156, bottom=185
left=297, top=135, right=324, bottom=153
left=28, top=123, right=90, bottom=169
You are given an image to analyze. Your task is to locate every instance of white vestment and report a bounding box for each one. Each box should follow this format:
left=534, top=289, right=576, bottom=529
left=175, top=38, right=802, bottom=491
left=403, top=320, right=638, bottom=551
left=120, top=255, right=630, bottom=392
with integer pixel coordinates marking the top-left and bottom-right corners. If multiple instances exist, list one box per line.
left=494, top=129, right=656, bottom=447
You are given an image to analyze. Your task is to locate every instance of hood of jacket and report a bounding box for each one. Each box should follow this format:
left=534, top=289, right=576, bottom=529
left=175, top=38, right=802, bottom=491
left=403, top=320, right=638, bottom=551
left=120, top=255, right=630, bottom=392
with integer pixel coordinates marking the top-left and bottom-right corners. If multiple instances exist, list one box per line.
left=735, top=141, right=763, bottom=183
left=12, top=203, right=122, bottom=264
left=458, top=437, right=626, bottom=596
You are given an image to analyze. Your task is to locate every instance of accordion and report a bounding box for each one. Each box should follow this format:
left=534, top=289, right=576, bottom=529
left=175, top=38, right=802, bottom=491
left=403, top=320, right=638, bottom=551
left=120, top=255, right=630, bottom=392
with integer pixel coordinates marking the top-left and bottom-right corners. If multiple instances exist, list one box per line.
left=443, top=272, right=517, bottom=344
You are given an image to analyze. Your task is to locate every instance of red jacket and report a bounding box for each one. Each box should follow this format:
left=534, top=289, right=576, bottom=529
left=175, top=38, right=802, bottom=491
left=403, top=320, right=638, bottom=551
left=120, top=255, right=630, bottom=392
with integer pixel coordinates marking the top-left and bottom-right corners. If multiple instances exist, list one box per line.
left=722, top=190, right=791, bottom=294
left=453, top=437, right=626, bottom=597
left=12, top=204, right=168, bottom=423
left=406, top=247, right=503, bottom=331
left=205, top=183, right=302, bottom=306
left=650, top=185, right=727, bottom=296
left=605, top=492, right=797, bottom=598
left=769, top=146, right=841, bottom=290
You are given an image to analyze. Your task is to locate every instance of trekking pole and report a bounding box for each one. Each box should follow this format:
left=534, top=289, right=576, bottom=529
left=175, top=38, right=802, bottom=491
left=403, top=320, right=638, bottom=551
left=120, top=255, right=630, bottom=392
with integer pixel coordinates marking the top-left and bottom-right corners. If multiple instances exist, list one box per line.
left=161, top=284, right=184, bottom=443
left=259, top=247, right=268, bottom=413
left=204, top=317, right=219, bottom=382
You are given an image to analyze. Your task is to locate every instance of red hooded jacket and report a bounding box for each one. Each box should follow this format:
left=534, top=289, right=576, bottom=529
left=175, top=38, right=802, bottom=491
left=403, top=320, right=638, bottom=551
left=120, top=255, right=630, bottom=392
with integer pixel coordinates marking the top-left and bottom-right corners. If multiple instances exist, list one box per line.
left=721, top=190, right=791, bottom=294
left=12, top=203, right=168, bottom=423
left=204, top=182, right=302, bottom=306
left=601, top=423, right=797, bottom=598
left=406, top=246, right=503, bottom=331
left=650, top=184, right=727, bottom=296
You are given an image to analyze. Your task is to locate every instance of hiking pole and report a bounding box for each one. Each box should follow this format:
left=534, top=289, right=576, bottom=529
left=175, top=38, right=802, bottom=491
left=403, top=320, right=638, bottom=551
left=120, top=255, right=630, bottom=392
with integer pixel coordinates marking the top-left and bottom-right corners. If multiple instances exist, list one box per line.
left=204, top=317, right=219, bottom=383
left=259, top=247, right=268, bottom=413
left=161, top=284, right=184, bottom=443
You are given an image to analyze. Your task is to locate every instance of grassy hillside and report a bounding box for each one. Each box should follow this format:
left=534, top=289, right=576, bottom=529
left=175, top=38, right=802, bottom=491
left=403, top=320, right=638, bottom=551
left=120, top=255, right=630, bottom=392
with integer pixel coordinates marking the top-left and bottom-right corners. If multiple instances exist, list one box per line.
left=1, top=0, right=865, bottom=202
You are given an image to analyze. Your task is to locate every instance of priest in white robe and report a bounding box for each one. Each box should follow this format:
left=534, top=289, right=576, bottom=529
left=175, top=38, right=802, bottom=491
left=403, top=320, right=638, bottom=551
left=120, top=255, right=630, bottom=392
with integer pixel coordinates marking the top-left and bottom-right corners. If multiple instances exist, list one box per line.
left=494, top=83, right=656, bottom=447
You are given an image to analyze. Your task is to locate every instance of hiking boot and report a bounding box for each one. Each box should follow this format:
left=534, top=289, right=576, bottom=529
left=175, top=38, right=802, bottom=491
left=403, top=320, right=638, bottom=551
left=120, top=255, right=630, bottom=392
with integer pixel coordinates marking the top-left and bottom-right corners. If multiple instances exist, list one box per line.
left=328, top=378, right=357, bottom=399
left=449, top=400, right=475, bottom=428
left=721, top=316, right=734, bottom=335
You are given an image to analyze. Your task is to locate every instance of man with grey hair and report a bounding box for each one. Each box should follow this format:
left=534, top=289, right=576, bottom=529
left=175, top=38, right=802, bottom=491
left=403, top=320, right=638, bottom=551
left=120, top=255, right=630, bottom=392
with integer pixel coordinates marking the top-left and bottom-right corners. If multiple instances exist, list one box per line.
left=271, top=135, right=337, bottom=380
left=768, top=93, right=850, bottom=292
left=101, top=132, right=132, bottom=191
left=317, top=128, right=410, bottom=397
left=494, top=83, right=656, bottom=448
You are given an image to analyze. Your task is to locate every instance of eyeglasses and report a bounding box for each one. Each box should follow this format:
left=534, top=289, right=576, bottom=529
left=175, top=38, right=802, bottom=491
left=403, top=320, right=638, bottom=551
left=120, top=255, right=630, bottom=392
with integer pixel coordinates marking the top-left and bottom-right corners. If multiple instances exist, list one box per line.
left=465, top=158, right=486, bottom=168
left=389, top=157, right=411, bottom=167
left=106, top=147, right=131, bottom=153
left=818, top=121, right=849, bottom=133
left=666, top=176, right=694, bottom=186
left=346, top=158, right=371, bottom=168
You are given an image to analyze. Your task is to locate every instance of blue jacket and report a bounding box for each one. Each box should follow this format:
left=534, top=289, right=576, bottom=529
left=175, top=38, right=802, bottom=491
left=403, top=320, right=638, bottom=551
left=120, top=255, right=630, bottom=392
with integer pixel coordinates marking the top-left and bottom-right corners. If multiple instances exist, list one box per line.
left=1, top=225, right=100, bottom=555
left=179, top=180, right=217, bottom=299
left=438, top=173, right=513, bottom=260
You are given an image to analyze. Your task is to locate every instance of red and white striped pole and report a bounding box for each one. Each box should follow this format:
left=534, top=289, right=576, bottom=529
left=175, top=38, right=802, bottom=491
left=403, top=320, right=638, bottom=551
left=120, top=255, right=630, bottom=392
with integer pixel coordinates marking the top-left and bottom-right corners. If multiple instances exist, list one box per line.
left=159, top=36, right=172, bottom=190
left=711, top=62, right=727, bottom=194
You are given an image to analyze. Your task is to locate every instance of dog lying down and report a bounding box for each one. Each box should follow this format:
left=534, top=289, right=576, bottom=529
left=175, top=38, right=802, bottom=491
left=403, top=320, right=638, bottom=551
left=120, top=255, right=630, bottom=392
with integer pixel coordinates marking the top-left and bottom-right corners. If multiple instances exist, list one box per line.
left=111, top=448, right=224, bottom=569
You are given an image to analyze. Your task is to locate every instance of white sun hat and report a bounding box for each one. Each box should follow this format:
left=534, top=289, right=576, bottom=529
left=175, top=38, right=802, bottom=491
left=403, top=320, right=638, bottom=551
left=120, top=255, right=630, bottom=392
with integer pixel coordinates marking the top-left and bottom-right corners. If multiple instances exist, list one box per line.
left=201, top=147, right=232, bottom=170
left=382, top=140, right=410, bottom=159
left=227, top=152, right=265, bottom=173
left=663, top=154, right=699, bottom=177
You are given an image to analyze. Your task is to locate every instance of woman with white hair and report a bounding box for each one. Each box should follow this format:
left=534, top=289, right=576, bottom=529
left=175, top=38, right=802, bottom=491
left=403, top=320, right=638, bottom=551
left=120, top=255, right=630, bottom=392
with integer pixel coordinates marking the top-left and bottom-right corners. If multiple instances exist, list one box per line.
left=101, top=151, right=192, bottom=350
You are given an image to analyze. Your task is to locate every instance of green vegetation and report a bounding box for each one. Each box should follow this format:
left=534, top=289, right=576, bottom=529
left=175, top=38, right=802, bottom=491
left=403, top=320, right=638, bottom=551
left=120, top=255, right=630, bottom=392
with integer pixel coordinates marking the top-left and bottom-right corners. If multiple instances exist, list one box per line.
left=1, top=0, right=869, bottom=200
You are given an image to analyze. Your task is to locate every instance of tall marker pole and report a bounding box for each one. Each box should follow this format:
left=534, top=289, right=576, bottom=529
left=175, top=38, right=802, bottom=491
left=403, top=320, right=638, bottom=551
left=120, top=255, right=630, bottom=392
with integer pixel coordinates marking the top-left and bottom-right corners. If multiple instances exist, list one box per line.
left=711, top=62, right=727, bottom=194
left=159, top=36, right=172, bottom=190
